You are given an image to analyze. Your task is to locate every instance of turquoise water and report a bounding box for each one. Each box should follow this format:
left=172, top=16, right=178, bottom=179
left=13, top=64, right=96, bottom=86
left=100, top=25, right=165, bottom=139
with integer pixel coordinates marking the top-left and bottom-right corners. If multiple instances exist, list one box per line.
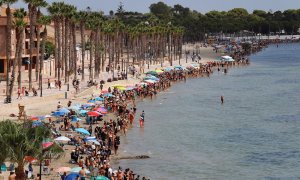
left=116, top=43, right=300, bottom=179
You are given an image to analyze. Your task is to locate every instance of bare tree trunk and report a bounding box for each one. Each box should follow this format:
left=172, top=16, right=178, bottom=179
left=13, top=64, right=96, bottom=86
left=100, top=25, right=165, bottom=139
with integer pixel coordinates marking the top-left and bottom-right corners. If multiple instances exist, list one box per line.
left=6, top=6, right=12, bottom=100
left=80, top=22, right=85, bottom=80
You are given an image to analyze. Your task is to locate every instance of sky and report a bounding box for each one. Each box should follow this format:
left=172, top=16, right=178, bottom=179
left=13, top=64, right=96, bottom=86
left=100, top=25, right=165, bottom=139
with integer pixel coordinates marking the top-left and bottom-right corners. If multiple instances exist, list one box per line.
left=12, top=0, right=300, bottom=15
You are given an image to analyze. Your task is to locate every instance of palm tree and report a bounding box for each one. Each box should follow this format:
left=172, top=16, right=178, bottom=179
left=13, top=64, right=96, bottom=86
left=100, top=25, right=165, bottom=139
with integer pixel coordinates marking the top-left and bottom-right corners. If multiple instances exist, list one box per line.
left=78, top=11, right=88, bottom=80
left=14, top=8, right=27, bottom=92
left=3, top=0, right=18, bottom=102
left=33, top=0, right=47, bottom=82
left=48, top=2, right=64, bottom=82
left=37, top=15, right=51, bottom=97
left=0, top=120, right=64, bottom=180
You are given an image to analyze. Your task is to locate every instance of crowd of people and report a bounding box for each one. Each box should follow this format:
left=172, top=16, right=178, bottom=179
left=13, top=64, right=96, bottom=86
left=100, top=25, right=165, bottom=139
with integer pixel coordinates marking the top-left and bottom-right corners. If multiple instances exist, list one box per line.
left=21, top=58, right=250, bottom=180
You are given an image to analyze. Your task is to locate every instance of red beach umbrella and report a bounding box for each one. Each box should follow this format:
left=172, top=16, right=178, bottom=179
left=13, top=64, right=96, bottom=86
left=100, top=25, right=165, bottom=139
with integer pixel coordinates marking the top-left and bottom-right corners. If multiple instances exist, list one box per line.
left=30, top=116, right=39, bottom=121
left=87, top=111, right=102, bottom=117
left=42, top=142, right=54, bottom=149
left=24, top=156, right=38, bottom=163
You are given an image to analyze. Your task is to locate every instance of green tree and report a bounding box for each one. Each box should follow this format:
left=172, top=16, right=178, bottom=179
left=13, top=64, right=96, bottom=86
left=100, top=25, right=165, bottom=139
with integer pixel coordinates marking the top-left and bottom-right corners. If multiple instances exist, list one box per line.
left=14, top=8, right=27, bottom=91
left=149, top=2, right=172, bottom=22
left=2, top=0, right=18, bottom=102
left=37, top=15, right=51, bottom=97
left=0, top=120, right=63, bottom=180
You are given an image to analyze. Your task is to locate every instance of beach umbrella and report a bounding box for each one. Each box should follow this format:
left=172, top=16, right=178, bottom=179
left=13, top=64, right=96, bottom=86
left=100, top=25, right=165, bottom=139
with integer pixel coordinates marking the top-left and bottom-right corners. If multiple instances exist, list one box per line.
left=94, top=107, right=108, bottom=114
left=54, top=136, right=71, bottom=142
left=88, top=99, right=96, bottom=103
left=103, top=93, right=114, bottom=97
left=55, top=167, right=71, bottom=173
left=58, top=108, right=70, bottom=114
left=155, top=69, right=164, bottom=74
left=44, top=115, right=52, bottom=118
left=144, top=76, right=159, bottom=81
left=70, top=167, right=90, bottom=174
left=79, top=110, right=88, bottom=115
left=146, top=71, right=158, bottom=76
left=42, top=142, right=54, bottom=149
left=116, top=86, right=126, bottom=91
left=69, top=106, right=81, bottom=111
left=95, top=97, right=104, bottom=101
left=30, top=116, right=39, bottom=121
left=75, top=128, right=90, bottom=135
left=112, top=84, right=125, bottom=88
left=95, top=176, right=110, bottom=180
left=87, top=111, right=102, bottom=117
left=71, top=116, right=82, bottom=122
left=65, top=173, right=80, bottom=180
left=86, top=139, right=100, bottom=145
left=37, top=116, right=45, bottom=120
left=84, top=136, right=96, bottom=141
left=82, top=103, right=95, bottom=109
left=24, top=156, right=38, bottom=163
left=164, top=67, right=172, bottom=71
left=32, top=121, right=44, bottom=127
left=144, top=79, right=157, bottom=84
left=52, top=111, right=65, bottom=117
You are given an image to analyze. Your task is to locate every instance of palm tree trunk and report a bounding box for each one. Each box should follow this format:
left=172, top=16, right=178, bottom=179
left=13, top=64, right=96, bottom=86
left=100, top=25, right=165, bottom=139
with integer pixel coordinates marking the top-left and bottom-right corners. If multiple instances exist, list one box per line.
left=28, top=4, right=37, bottom=89
left=39, top=26, right=47, bottom=97
left=36, top=9, right=41, bottom=85
left=80, top=22, right=85, bottom=80
left=61, top=18, right=66, bottom=80
left=15, top=161, right=25, bottom=180
left=54, top=20, right=58, bottom=78
left=6, top=5, right=12, bottom=100
left=72, top=22, right=77, bottom=80
left=64, top=19, right=69, bottom=83
left=57, top=20, right=61, bottom=82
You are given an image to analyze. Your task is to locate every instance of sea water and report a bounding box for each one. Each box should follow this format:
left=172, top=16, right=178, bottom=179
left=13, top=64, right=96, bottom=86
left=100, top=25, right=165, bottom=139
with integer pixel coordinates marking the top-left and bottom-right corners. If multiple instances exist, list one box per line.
left=116, top=43, right=300, bottom=179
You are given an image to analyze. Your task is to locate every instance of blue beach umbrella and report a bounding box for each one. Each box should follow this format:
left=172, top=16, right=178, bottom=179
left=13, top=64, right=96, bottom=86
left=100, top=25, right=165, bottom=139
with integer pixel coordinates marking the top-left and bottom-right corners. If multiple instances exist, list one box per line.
left=164, top=67, right=172, bottom=71
left=103, top=93, right=114, bottom=97
left=79, top=110, right=88, bottom=116
left=88, top=99, right=96, bottom=103
left=32, top=121, right=44, bottom=127
left=58, top=108, right=70, bottom=114
left=65, top=173, right=80, bottom=180
left=37, top=116, right=45, bottom=120
left=69, top=106, right=81, bottom=111
left=75, top=128, right=90, bottom=135
left=52, top=111, right=65, bottom=117
left=95, top=97, right=104, bottom=101
left=144, top=76, right=159, bottom=81
left=71, top=116, right=81, bottom=122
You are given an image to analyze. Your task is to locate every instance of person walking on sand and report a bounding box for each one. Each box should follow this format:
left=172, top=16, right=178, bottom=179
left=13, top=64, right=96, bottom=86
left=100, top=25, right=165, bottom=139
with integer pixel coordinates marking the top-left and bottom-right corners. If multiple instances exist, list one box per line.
left=17, top=87, right=21, bottom=99
left=221, top=96, right=224, bottom=104
left=47, top=79, right=51, bottom=89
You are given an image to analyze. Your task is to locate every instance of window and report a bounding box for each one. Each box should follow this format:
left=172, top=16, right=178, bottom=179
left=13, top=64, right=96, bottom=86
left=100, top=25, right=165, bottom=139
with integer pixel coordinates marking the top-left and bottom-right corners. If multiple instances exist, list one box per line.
left=0, top=59, right=4, bottom=73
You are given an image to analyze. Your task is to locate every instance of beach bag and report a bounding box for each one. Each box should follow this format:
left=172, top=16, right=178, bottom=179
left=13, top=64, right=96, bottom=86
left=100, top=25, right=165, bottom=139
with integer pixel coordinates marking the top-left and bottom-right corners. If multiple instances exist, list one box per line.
left=0, top=164, right=6, bottom=171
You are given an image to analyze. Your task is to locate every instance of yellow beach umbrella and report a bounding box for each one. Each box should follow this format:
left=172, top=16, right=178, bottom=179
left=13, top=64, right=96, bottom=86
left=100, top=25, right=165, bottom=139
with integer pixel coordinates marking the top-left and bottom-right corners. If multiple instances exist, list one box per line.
left=155, top=69, right=164, bottom=74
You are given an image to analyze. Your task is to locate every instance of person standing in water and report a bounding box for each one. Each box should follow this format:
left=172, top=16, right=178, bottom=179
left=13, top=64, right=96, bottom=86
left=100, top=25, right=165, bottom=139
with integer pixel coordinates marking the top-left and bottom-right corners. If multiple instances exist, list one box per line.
left=140, top=111, right=145, bottom=127
left=221, top=96, right=224, bottom=104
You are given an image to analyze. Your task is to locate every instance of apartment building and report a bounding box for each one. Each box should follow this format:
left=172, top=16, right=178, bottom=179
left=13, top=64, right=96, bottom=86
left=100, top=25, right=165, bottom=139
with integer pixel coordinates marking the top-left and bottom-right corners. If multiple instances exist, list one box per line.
left=0, top=6, right=40, bottom=81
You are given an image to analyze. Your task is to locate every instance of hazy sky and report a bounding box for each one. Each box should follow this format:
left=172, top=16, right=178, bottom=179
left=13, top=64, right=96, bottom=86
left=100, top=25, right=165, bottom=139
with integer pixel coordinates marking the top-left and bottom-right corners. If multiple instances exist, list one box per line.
left=12, top=0, right=300, bottom=15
